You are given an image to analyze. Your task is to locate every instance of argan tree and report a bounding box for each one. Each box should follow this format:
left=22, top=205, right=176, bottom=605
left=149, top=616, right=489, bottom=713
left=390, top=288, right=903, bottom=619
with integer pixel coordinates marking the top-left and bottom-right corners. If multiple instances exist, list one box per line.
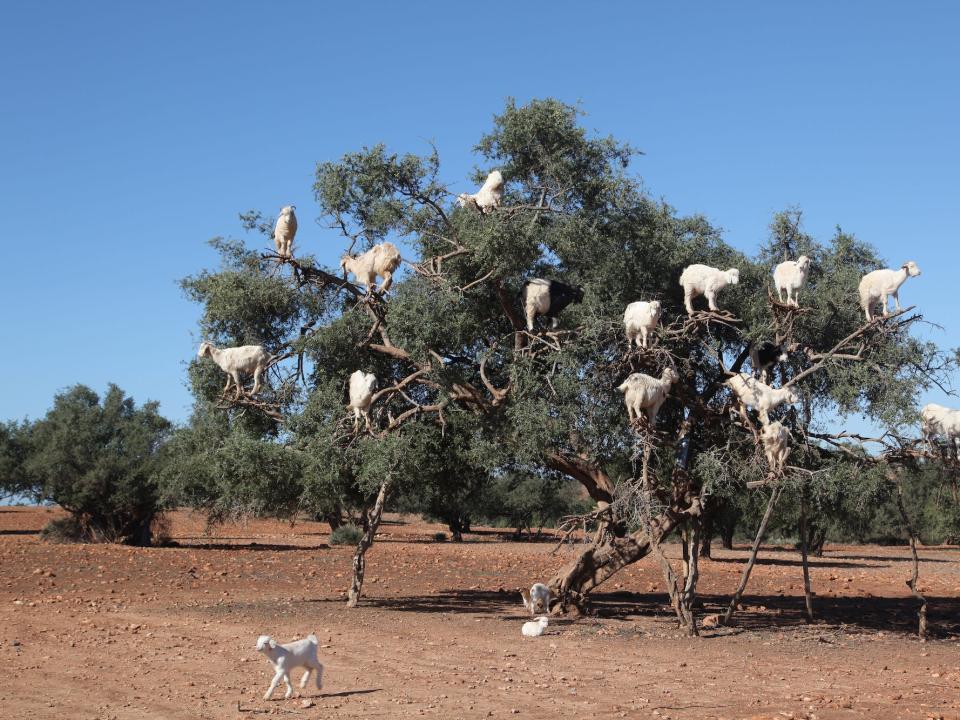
left=176, top=98, right=952, bottom=618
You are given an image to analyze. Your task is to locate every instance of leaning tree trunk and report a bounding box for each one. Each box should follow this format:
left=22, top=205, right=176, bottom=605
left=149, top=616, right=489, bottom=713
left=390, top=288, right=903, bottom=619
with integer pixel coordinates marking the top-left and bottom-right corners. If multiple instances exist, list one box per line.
left=548, top=512, right=680, bottom=611
left=346, top=477, right=392, bottom=608
left=722, top=483, right=782, bottom=625
left=892, top=471, right=928, bottom=638
left=798, top=491, right=815, bottom=623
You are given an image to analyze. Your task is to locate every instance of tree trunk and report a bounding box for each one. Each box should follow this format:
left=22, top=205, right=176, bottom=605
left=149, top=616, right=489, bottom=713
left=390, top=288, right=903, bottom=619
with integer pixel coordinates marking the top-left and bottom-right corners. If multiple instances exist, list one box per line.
left=346, top=478, right=392, bottom=608
left=548, top=512, right=679, bottom=611
left=722, top=484, right=782, bottom=625
left=893, top=473, right=928, bottom=638
left=799, top=491, right=815, bottom=623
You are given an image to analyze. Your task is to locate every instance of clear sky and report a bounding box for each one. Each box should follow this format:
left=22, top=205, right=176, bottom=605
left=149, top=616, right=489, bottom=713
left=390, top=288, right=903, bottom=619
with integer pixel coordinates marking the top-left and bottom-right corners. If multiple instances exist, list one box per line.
left=1, top=1, right=958, bottom=424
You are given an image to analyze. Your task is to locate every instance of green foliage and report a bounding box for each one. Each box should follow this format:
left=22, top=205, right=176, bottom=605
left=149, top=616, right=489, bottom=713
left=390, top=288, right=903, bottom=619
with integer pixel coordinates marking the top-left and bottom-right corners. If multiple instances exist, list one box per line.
left=23, top=384, right=171, bottom=546
left=170, top=97, right=956, bottom=563
left=329, top=524, right=363, bottom=546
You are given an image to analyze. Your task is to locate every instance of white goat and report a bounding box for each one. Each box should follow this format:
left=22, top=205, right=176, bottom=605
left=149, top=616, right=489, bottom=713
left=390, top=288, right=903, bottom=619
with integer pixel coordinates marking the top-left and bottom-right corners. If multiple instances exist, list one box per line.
left=624, top=300, right=662, bottom=349
left=457, top=170, right=504, bottom=214
left=340, top=242, right=402, bottom=293
left=858, top=261, right=921, bottom=321
left=920, top=403, right=960, bottom=454
left=617, top=368, right=679, bottom=427
left=348, top=370, right=377, bottom=431
left=521, top=617, right=549, bottom=637
left=519, top=583, right=552, bottom=615
left=273, top=205, right=297, bottom=258
left=255, top=634, right=324, bottom=700
left=679, top=264, right=740, bottom=315
left=772, top=255, right=811, bottom=307
left=725, top=373, right=799, bottom=426
left=197, top=342, right=271, bottom=397
left=760, top=421, right=791, bottom=474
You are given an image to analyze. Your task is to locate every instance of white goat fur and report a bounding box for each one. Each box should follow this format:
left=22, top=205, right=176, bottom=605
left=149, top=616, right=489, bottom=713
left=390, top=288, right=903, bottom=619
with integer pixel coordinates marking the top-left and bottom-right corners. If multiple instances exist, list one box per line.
left=725, top=373, right=800, bottom=426
left=197, top=342, right=271, bottom=396
left=761, top=421, right=791, bottom=474
left=617, top=368, right=680, bottom=427
left=773, top=255, right=811, bottom=307
left=457, top=170, right=504, bottom=214
left=340, top=242, right=402, bottom=293
left=520, top=583, right=552, bottom=615
left=521, top=617, right=549, bottom=637
left=256, top=634, right=324, bottom=700
left=348, top=370, right=377, bottom=431
left=624, top=300, right=662, bottom=349
left=920, top=403, right=960, bottom=451
left=679, top=264, right=740, bottom=315
left=273, top=205, right=298, bottom=258
left=858, top=261, right=921, bottom=321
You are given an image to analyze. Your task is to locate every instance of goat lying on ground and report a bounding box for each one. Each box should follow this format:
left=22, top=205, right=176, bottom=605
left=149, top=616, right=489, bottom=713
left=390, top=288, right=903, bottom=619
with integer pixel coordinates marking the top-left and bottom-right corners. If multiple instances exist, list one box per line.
left=256, top=634, right=324, bottom=700
left=521, top=617, right=549, bottom=637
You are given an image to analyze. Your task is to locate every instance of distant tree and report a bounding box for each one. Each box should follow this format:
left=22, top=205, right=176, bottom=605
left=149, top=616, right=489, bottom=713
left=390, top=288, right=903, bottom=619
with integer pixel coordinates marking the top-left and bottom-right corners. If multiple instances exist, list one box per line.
left=24, top=384, right=171, bottom=546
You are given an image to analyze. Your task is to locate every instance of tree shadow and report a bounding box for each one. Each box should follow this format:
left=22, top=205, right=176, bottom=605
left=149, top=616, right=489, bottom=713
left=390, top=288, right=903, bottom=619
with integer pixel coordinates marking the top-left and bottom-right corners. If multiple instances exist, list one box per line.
left=363, top=588, right=960, bottom=637
left=164, top=540, right=330, bottom=552
left=707, top=556, right=884, bottom=569
left=320, top=688, right=380, bottom=699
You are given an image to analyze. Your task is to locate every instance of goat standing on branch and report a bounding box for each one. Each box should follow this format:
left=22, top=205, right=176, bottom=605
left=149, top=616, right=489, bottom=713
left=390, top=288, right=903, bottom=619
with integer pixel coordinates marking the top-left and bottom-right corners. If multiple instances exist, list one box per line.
left=197, top=342, right=271, bottom=398
left=457, top=170, right=504, bottom=214
left=273, top=205, right=297, bottom=258
left=618, top=368, right=679, bottom=427
left=679, top=264, right=740, bottom=315
left=859, top=261, right=921, bottom=321
left=521, top=278, right=584, bottom=331
left=772, top=255, right=811, bottom=307
left=340, top=242, right=402, bottom=294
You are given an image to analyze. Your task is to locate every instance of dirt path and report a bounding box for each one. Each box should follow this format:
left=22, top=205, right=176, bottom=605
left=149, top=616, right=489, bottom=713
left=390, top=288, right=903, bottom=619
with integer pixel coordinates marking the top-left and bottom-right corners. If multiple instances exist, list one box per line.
left=2, top=507, right=959, bottom=719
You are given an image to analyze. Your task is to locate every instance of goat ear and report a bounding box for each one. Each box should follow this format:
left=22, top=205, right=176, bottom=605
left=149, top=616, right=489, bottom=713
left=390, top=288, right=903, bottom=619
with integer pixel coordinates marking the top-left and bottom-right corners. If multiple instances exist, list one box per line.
left=268, top=638, right=276, bottom=649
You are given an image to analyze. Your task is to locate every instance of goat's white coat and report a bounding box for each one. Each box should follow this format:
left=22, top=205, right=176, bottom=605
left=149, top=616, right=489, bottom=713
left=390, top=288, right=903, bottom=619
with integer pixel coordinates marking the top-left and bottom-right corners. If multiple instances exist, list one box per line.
left=617, top=368, right=679, bottom=427
left=772, top=255, right=811, bottom=307
left=255, top=634, right=324, bottom=700
left=348, top=370, right=377, bottom=431
left=457, top=170, right=504, bottom=214
left=521, top=617, right=549, bottom=637
left=520, top=583, right=552, bottom=615
left=679, top=264, right=740, bottom=315
left=197, top=342, right=271, bottom=396
left=761, top=421, right=791, bottom=474
left=273, top=206, right=298, bottom=258
left=340, top=242, right=402, bottom=293
left=920, top=403, right=960, bottom=451
left=725, top=373, right=799, bottom=426
left=858, top=261, right=921, bottom=321
left=624, top=300, right=662, bottom=348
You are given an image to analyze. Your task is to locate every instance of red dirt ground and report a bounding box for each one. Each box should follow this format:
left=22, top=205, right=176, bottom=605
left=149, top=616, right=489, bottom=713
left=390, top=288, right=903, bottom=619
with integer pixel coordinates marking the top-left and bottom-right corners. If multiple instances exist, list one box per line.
left=2, top=506, right=959, bottom=719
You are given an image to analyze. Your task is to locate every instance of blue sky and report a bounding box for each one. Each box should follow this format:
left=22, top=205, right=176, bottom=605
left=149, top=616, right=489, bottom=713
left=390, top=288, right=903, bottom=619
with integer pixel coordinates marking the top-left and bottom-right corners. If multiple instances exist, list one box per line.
left=1, top=1, right=958, bottom=424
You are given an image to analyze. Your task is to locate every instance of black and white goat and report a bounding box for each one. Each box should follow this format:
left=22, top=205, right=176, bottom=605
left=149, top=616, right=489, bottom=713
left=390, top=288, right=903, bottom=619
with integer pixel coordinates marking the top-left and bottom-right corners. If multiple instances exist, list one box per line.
left=749, top=341, right=789, bottom=384
left=521, top=279, right=584, bottom=331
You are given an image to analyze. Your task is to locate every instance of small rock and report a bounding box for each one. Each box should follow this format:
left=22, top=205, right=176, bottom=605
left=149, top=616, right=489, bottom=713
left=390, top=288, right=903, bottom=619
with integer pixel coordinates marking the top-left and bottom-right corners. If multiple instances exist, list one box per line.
left=300, top=699, right=314, bottom=708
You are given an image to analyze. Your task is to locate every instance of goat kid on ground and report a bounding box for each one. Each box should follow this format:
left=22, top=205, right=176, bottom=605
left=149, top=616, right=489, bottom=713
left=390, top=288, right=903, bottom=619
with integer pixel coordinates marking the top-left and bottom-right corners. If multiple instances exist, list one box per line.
left=520, top=582, right=552, bottom=615
left=521, top=617, right=549, bottom=637
left=256, top=634, right=324, bottom=700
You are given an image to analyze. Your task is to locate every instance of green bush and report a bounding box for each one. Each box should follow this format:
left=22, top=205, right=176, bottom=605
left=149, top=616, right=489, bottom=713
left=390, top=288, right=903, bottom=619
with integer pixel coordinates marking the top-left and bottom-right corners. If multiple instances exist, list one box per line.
left=329, top=524, right=363, bottom=545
